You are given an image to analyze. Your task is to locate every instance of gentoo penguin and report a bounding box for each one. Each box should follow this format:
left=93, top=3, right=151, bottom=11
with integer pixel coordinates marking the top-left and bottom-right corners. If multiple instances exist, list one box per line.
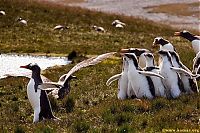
left=174, top=30, right=200, bottom=54
left=92, top=25, right=105, bottom=32
left=17, top=17, right=27, bottom=26
left=20, top=63, right=58, bottom=123
left=40, top=52, right=117, bottom=99
left=169, top=51, right=199, bottom=93
left=143, top=53, right=166, bottom=97
left=158, top=50, right=185, bottom=98
left=153, top=37, right=176, bottom=51
left=120, top=48, right=150, bottom=68
left=124, top=53, right=164, bottom=99
left=112, top=20, right=126, bottom=27
left=106, top=57, right=131, bottom=99
left=53, top=25, right=69, bottom=31
left=0, top=10, right=5, bottom=15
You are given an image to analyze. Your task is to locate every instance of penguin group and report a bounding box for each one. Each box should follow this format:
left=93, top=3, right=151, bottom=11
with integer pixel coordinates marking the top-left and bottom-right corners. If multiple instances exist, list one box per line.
left=107, top=30, right=200, bottom=100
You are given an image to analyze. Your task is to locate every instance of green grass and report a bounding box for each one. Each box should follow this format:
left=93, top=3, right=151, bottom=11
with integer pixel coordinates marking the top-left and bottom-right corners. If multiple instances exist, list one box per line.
left=0, top=0, right=199, bottom=132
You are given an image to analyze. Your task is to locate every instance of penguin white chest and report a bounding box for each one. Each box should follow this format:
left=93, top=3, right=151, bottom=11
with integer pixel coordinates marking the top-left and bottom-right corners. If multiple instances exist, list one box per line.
left=27, top=78, right=41, bottom=109
left=160, top=44, right=174, bottom=51
left=192, top=40, right=200, bottom=54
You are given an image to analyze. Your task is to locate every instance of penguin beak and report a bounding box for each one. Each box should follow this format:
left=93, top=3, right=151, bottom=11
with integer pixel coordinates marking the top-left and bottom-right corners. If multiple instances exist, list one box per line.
left=20, top=65, right=28, bottom=69
left=120, top=48, right=129, bottom=53
left=174, top=32, right=181, bottom=36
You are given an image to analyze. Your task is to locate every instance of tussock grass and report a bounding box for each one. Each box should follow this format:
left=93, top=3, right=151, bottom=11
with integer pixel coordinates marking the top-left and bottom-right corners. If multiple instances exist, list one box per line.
left=0, top=0, right=199, bottom=132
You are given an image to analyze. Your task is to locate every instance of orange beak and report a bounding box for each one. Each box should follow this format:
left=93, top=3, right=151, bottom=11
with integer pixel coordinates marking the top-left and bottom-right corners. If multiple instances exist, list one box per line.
left=174, top=32, right=181, bottom=36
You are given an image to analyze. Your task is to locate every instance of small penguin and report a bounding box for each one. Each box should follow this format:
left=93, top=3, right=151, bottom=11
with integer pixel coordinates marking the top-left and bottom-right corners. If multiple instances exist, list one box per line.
left=0, top=10, right=6, bottom=16
left=174, top=30, right=200, bottom=54
left=169, top=51, right=199, bottom=93
left=112, top=20, right=126, bottom=27
left=92, top=25, right=105, bottom=32
left=144, top=53, right=166, bottom=97
left=17, top=17, right=27, bottom=26
left=158, top=50, right=185, bottom=98
left=53, top=25, right=69, bottom=31
left=153, top=37, right=176, bottom=51
left=20, top=63, right=58, bottom=123
left=124, top=53, right=164, bottom=99
left=120, top=48, right=150, bottom=68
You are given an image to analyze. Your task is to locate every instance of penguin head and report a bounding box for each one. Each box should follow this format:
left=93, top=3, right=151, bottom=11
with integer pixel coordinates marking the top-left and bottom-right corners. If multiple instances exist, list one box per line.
left=20, top=63, right=41, bottom=72
left=124, top=53, right=138, bottom=67
left=120, top=48, right=149, bottom=57
left=153, top=37, right=169, bottom=46
left=174, top=30, right=191, bottom=38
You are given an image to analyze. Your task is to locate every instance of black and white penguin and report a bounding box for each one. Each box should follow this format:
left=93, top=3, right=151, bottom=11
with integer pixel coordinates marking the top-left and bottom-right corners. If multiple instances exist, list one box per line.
left=53, top=25, right=69, bottom=31
left=174, top=30, right=200, bottom=54
left=20, top=63, right=58, bottom=123
left=169, top=51, right=199, bottom=93
left=106, top=57, right=132, bottom=99
left=112, top=20, right=126, bottom=28
left=153, top=37, right=176, bottom=51
left=17, top=17, right=27, bottom=26
left=120, top=48, right=150, bottom=68
left=143, top=53, right=166, bottom=97
left=124, top=53, right=164, bottom=99
left=92, top=25, right=105, bottom=32
left=158, top=50, right=185, bottom=98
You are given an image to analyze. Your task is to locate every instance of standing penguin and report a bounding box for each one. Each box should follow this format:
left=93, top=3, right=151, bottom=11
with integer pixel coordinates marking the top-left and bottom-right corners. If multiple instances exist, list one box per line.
left=20, top=63, right=58, bottom=123
left=158, top=50, right=185, bottom=98
left=106, top=57, right=134, bottom=99
left=174, top=30, right=200, bottom=54
left=169, top=51, right=199, bottom=93
left=143, top=53, right=166, bottom=97
left=124, top=53, right=164, bottom=99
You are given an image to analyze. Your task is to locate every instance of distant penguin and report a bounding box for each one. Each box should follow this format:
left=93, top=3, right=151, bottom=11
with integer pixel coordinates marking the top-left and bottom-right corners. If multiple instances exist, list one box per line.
left=17, top=17, right=27, bottom=26
left=20, top=63, right=58, bottom=123
left=174, top=30, right=200, bottom=54
left=120, top=48, right=150, bottom=68
left=53, top=25, right=69, bottom=31
left=124, top=53, right=164, bottom=99
left=144, top=53, right=166, bottom=97
left=0, top=10, right=5, bottom=16
left=92, top=25, right=105, bottom=32
left=169, top=51, right=198, bottom=93
left=112, top=20, right=126, bottom=27
left=153, top=37, right=176, bottom=51
left=158, top=50, right=185, bottom=98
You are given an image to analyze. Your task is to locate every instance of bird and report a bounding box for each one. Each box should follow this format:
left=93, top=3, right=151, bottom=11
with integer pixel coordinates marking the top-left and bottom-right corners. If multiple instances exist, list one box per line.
left=123, top=53, right=164, bottom=99
left=120, top=48, right=150, bottom=68
left=169, top=51, right=198, bottom=94
left=153, top=37, right=176, bottom=51
left=53, top=25, right=69, bottom=31
left=0, top=10, right=6, bottom=16
left=17, top=17, right=27, bottom=26
left=143, top=53, right=166, bottom=97
left=174, top=30, right=200, bottom=54
left=38, top=52, right=116, bottom=99
left=112, top=20, right=126, bottom=27
left=20, top=63, right=59, bottom=123
left=158, top=50, right=187, bottom=98
left=92, top=25, right=105, bottom=32
left=106, top=57, right=134, bottom=99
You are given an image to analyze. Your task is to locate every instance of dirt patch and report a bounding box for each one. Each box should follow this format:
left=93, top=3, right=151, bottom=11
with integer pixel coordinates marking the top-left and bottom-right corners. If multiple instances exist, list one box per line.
left=146, top=2, right=199, bottom=17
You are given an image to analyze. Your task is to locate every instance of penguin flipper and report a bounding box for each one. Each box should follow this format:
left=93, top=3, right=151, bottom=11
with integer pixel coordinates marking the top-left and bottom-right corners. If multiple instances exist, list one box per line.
left=170, top=67, right=194, bottom=78
left=138, top=71, right=164, bottom=79
left=106, top=73, right=122, bottom=86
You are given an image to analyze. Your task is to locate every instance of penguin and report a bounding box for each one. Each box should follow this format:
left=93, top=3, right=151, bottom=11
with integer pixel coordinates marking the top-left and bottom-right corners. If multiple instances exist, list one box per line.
left=53, top=25, right=69, bottom=31
left=112, top=20, right=126, bottom=27
left=153, top=37, right=176, bottom=51
left=20, top=63, right=58, bottom=123
left=124, top=53, right=164, bottom=99
left=17, top=17, right=27, bottom=26
left=92, top=25, right=105, bottom=32
left=143, top=53, right=166, bottom=97
left=0, top=10, right=5, bottom=16
left=120, top=48, right=150, bottom=68
left=107, top=57, right=129, bottom=99
left=106, top=57, right=135, bottom=99
left=158, top=50, right=185, bottom=98
left=174, top=30, right=200, bottom=54
left=169, top=51, right=199, bottom=93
